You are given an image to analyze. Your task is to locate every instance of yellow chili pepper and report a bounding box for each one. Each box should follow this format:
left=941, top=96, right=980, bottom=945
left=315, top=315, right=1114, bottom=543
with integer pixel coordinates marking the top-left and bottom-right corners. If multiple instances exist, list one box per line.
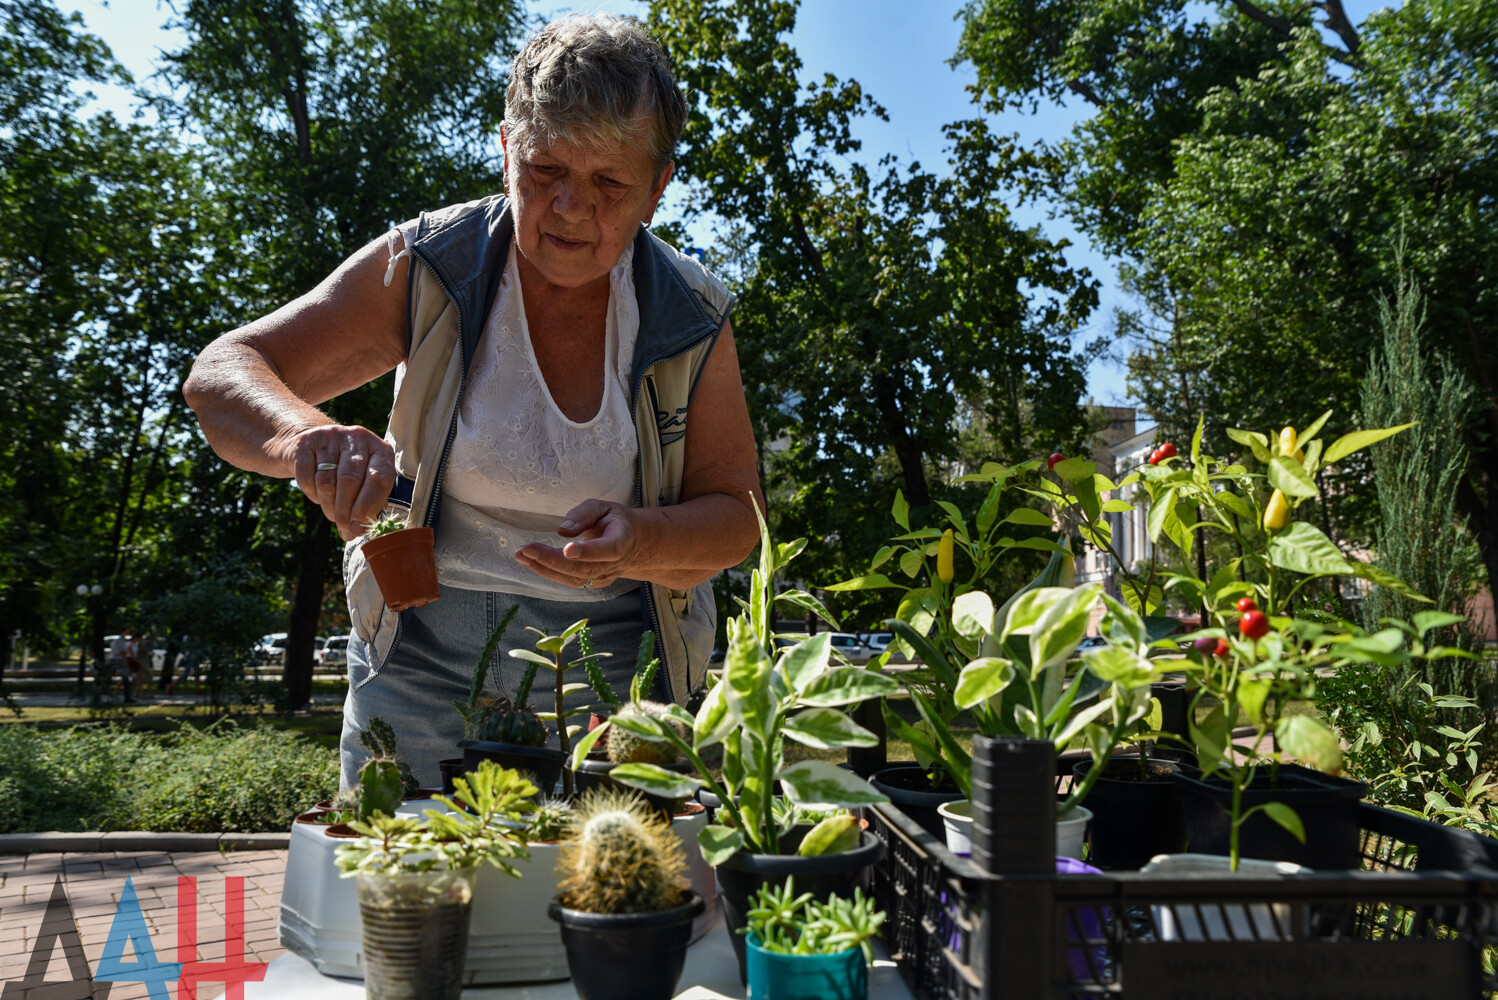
left=1264, top=489, right=1290, bottom=532
left=937, top=529, right=955, bottom=583
left=1279, top=426, right=1305, bottom=464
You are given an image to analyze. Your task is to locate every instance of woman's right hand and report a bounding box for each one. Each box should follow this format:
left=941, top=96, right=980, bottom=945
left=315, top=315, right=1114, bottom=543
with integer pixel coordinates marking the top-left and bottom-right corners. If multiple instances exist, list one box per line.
left=290, top=424, right=397, bottom=541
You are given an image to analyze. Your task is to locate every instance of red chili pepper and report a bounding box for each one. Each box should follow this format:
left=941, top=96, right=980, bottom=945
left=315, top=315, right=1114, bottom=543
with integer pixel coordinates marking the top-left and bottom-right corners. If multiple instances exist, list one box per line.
left=1048, top=452, right=1064, bottom=471
left=1213, top=638, right=1230, bottom=657
left=1239, top=610, right=1270, bottom=640
left=1158, top=442, right=1178, bottom=460
left=1235, top=597, right=1258, bottom=613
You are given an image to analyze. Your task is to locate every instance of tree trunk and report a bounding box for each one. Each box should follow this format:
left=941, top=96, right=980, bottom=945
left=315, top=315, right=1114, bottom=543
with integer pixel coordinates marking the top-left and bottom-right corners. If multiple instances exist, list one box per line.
left=283, top=496, right=332, bottom=709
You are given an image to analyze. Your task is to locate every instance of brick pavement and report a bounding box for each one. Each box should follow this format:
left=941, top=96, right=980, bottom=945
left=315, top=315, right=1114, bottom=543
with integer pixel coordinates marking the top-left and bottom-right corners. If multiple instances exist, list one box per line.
left=0, top=850, right=288, bottom=999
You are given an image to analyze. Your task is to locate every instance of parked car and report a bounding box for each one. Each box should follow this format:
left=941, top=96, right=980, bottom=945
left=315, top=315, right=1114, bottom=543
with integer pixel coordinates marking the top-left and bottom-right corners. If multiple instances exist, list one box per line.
left=860, top=630, right=908, bottom=664
left=319, top=634, right=351, bottom=668
left=826, top=632, right=875, bottom=664
left=256, top=633, right=326, bottom=664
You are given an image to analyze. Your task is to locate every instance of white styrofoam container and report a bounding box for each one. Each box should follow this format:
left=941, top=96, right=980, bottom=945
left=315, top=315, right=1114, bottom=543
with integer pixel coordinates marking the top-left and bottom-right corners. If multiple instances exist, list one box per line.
left=278, top=802, right=719, bottom=982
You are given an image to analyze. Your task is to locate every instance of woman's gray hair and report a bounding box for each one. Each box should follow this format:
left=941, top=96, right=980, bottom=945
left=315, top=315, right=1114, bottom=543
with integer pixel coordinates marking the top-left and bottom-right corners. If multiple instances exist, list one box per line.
left=505, top=14, right=686, bottom=175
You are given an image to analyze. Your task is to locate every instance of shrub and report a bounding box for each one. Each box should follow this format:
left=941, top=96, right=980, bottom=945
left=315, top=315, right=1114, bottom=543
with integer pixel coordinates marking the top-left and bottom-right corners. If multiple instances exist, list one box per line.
left=0, top=720, right=338, bottom=834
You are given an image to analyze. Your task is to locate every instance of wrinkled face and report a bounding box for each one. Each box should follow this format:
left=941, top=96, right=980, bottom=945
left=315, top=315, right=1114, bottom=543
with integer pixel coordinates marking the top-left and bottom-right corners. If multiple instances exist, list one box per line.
left=503, top=126, right=672, bottom=289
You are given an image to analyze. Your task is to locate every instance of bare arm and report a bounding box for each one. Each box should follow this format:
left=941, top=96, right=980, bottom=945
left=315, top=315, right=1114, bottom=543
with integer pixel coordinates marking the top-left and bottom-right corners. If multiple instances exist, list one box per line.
left=516, top=320, right=762, bottom=590
left=183, top=233, right=410, bottom=539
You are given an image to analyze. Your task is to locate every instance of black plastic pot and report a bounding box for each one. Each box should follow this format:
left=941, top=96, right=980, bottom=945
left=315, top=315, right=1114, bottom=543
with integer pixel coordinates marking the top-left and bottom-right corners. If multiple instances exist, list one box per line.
left=869, top=763, right=963, bottom=839
left=438, top=758, right=466, bottom=796
left=1175, top=763, right=1367, bottom=869
left=573, top=758, right=692, bottom=819
left=457, top=739, right=565, bottom=794
left=1073, top=755, right=1195, bottom=870
left=716, top=829, right=886, bottom=984
left=547, top=891, right=705, bottom=1000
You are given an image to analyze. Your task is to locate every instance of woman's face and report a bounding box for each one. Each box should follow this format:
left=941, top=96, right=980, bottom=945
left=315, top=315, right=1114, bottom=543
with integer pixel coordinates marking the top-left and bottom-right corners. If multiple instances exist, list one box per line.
left=503, top=126, right=673, bottom=290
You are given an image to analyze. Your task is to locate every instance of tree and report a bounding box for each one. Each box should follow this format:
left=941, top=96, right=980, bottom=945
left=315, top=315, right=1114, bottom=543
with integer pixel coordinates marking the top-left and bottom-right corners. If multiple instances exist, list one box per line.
left=0, top=1, right=241, bottom=659
left=955, top=0, right=1498, bottom=596
left=1360, top=270, right=1490, bottom=711
left=648, top=0, right=1099, bottom=598
left=160, top=0, right=526, bottom=707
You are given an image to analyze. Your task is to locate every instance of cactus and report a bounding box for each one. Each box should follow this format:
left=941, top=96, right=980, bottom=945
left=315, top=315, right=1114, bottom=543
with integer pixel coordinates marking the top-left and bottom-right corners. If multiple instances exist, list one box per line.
left=455, top=604, right=522, bottom=738
left=357, top=758, right=404, bottom=822
left=358, top=716, right=420, bottom=796
left=473, top=697, right=549, bottom=747
left=524, top=797, right=574, bottom=843
left=629, top=632, right=660, bottom=705
left=605, top=701, right=684, bottom=766
left=556, top=789, right=687, bottom=915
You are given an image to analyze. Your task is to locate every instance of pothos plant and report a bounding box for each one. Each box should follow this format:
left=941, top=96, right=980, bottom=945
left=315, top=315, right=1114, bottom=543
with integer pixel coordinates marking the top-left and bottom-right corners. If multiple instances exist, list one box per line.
left=571, top=506, right=900, bottom=865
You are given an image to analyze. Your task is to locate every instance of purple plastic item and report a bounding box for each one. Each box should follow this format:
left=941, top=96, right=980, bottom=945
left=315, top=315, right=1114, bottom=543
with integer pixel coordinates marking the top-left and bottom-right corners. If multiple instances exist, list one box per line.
left=1056, top=857, right=1108, bottom=985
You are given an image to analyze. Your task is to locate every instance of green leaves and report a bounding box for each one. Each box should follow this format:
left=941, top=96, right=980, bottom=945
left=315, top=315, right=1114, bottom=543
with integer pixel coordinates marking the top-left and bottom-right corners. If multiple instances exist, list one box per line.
left=1267, top=522, right=1352, bottom=577
left=782, top=708, right=879, bottom=749
left=780, top=761, right=889, bottom=810
left=1322, top=423, right=1415, bottom=466
left=1275, top=715, right=1343, bottom=774
left=1267, top=456, right=1318, bottom=499
left=610, top=763, right=705, bottom=800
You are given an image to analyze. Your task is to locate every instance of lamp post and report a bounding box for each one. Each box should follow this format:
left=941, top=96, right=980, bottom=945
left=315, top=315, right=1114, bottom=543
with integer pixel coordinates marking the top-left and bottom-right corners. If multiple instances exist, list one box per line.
left=75, top=584, right=103, bottom=696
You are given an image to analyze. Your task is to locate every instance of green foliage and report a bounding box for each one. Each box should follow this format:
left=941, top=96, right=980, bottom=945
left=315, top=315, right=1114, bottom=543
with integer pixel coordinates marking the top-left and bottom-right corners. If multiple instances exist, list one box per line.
left=0, top=720, right=338, bottom=834
left=556, top=789, right=688, bottom=915
left=647, top=0, right=1099, bottom=591
left=336, top=761, right=536, bottom=876
left=473, top=700, right=548, bottom=749
left=508, top=619, right=615, bottom=796
left=1359, top=270, right=1492, bottom=724
left=456, top=604, right=521, bottom=738
left=605, top=702, right=684, bottom=767
left=598, top=507, right=896, bottom=861
left=744, top=877, right=885, bottom=964
left=956, top=0, right=1498, bottom=592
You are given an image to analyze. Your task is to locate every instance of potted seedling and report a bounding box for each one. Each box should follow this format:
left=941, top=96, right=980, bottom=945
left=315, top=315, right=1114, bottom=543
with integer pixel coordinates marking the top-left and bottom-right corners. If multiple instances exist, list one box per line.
left=335, top=761, right=535, bottom=1000
left=575, top=506, right=899, bottom=982
left=741, top=877, right=885, bottom=1000
left=359, top=509, right=440, bottom=612
left=548, top=789, right=705, bottom=1000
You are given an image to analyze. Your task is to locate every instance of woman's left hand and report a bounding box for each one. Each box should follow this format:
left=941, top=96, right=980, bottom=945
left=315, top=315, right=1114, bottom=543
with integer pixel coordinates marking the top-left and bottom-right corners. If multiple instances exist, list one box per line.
left=515, top=499, right=642, bottom=590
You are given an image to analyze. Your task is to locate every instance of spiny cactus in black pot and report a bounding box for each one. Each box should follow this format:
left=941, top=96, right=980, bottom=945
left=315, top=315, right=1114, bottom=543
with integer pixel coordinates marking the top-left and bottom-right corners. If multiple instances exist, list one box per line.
left=473, top=696, right=548, bottom=747
left=549, top=789, right=704, bottom=1000
left=556, top=789, right=688, bottom=915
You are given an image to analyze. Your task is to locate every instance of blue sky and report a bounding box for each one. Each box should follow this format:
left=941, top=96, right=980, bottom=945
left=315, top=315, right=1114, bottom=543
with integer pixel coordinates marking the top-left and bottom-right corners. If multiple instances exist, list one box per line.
left=59, top=0, right=1387, bottom=410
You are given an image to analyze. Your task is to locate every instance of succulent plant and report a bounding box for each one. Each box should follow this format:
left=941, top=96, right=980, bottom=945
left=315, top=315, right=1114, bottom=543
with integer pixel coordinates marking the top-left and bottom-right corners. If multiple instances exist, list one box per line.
left=605, top=701, right=685, bottom=766
left=359, top=715, right=421, bottom=796
left=356, top=757, right=404, bottom=822
left=364, top=510, right=409, bottom=538
left=556, top=788, right=688, bottom=915
left=473, top=697, right=549, bottom=747
left=524, top=797, right=574, bottom=843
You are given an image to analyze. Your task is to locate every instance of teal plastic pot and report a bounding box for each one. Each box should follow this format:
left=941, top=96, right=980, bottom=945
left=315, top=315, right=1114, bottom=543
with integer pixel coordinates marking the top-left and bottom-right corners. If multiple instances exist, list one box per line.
left=744, top=933, right=867, bottom=1000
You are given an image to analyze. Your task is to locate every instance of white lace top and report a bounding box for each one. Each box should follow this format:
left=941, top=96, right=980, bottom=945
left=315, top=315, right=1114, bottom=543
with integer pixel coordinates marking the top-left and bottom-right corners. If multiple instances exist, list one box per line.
left=388, top=221, right=641, bottom=601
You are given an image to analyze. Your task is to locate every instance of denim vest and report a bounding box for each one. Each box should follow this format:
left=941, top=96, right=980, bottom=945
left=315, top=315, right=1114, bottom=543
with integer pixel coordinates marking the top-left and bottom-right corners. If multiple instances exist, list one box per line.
left=343, top=195, right=734, bottom=704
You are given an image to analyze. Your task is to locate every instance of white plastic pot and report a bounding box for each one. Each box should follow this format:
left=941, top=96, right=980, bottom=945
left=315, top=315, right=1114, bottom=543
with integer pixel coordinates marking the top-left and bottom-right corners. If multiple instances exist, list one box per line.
left=1139, top=852, right=1308, bottom=941
left=1056, top=805, right=1093, bottom=861
left=938, top=799, right=973, bottom=856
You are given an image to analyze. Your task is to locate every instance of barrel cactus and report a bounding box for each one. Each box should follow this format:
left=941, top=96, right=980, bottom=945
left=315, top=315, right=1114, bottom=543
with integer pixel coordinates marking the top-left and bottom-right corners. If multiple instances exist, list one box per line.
left=556, top=789, right=687, bottom=915
left=474, top=698, right=549, bottom=748
left=605, top=701, right=685, bottom=766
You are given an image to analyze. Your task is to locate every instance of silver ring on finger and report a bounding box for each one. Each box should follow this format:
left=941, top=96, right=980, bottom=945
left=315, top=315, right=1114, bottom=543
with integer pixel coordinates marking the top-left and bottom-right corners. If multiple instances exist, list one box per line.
left=316, top=463, right=338, bottom=471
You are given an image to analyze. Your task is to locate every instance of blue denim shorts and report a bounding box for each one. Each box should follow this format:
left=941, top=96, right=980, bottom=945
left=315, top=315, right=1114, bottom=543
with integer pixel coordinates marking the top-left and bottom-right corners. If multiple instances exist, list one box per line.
left=339, top=585, right=647, bottom=789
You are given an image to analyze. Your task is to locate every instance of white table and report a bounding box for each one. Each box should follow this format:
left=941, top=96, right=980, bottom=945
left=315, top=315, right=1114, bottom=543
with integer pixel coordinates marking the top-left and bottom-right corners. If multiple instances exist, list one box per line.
left=246, top=909, right=915, bottom=999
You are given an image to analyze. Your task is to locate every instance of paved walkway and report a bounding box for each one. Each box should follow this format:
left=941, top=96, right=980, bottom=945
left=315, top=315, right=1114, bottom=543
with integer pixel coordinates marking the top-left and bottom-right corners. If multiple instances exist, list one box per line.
left=0, top=849, right=289, bottom=999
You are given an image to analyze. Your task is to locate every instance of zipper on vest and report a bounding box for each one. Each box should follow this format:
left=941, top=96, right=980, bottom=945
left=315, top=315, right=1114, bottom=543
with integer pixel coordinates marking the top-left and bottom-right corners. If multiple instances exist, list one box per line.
left=381, top=249, right=470, bottom=670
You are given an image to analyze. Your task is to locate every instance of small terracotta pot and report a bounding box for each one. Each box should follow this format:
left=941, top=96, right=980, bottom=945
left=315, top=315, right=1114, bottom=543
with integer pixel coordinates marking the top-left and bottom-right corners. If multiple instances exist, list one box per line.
left=362, top=526, right=440, bottom=612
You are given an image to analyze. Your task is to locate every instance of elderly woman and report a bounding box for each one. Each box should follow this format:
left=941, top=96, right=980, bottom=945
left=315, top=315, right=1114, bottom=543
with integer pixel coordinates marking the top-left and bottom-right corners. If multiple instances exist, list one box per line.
left=183, top=15, right=759, bottom=787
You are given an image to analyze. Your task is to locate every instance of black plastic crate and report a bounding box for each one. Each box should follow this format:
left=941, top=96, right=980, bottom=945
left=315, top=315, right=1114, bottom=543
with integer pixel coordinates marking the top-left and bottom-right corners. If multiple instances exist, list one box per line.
left=865, top=748, right=1498, bottom=1000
